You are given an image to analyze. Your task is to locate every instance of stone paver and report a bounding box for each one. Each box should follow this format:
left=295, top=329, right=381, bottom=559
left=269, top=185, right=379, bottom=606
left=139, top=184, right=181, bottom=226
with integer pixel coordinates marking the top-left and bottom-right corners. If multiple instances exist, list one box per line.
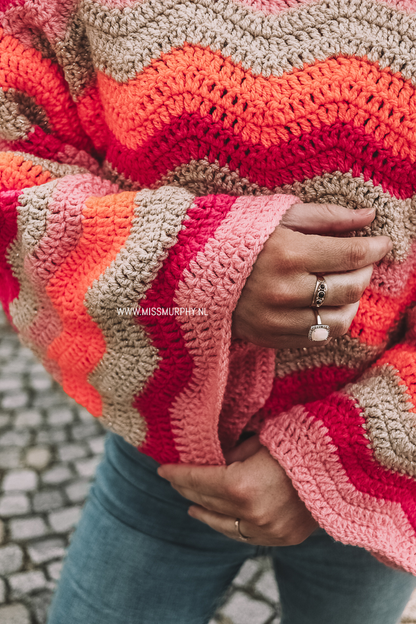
left=0, top=603, right=31, bottom=624
left=24, top=447, right=52, bottom=471
left=28, top=539, right=66, bottom=566
left=0, top=545, right=24, bottom=575
left=9, top=517, right=48, bottom=541
left=219, top=590, right=275, bottom=624
left=9, top=571, right=47, bottom=598
left=2, top=470, right=38, bottom=492
left=0, top=308, right=414, bottom=624
left=0, top=494, right=30, bottom=517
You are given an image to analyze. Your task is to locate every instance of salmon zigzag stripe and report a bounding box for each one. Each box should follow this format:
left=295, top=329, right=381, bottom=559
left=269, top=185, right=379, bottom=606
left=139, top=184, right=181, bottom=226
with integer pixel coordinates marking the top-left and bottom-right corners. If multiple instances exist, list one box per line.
left=260, top=402, right=416, bottom=575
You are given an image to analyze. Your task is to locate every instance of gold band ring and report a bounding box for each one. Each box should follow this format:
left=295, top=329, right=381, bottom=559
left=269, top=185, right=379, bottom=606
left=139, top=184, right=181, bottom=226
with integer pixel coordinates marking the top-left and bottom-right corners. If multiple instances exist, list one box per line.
left=311, top=275, right=327, bottom=308
left=234, top=518, right=250, bottom=542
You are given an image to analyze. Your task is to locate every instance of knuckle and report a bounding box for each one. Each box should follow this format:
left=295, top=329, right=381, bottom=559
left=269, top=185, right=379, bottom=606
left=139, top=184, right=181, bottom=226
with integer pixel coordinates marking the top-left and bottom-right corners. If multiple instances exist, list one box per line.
left=188, top=471, right=199, bottom=491
left=253, top=507, right=272, bottom=528
left=243, top=500, right=268, bottom=526
left=346, top=240, right=367, bottom=269
left=229, top=476, right=252, bottom=503
left=279, top=244, right=303, bottom=273
left=321, top=202, right=338, bottom=219
left=344, top=282, right=363, bottom=304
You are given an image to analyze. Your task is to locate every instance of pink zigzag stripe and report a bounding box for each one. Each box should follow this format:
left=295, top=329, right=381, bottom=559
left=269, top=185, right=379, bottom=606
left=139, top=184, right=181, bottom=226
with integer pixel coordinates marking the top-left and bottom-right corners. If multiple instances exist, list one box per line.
left=171, top=194, right=298, bottom=464
left=0, top=190, right=20, bottom=319
left=260, top=405, right=416, bottom=574
left=25, top=176, right=108, bottom=376
left=134, top=194, right=238, bottom=464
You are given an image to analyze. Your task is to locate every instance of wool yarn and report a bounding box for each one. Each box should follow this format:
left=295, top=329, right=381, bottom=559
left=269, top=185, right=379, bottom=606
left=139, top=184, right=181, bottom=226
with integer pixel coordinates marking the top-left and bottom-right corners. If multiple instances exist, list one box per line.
left=1, top=0, right=416, bottom=574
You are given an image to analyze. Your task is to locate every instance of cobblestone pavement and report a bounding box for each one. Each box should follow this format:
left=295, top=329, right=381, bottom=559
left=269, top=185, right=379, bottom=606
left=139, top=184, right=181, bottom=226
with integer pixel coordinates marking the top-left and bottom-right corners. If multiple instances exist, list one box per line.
left=0, top=308, right=415, bottom=624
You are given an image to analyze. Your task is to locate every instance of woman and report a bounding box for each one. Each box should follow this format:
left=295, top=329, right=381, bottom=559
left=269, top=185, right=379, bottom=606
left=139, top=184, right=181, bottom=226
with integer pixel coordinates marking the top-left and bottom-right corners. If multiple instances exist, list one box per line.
left=0, top=0, right=415, bottom=621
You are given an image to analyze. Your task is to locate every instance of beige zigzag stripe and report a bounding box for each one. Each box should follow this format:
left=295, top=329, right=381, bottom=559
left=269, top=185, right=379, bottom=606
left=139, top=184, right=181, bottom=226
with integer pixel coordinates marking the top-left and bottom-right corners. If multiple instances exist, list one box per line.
left=274, top=334, right=386, bottom=379
left=158, top=159, right=274, bottom=197
left=77, top=0, right=416, bottom=85
left=139, top=160, right=416, bottom=266
left=0, top=90, right=31, bottom=141
left=85, top=186, right=195, bottom=446
left=106, top=159, right=416, bottom=266
left=345, top=363, right=416, bottom=477
left=0, top=88, right=50, bottom=141
left=281, top=170, right=416, bottom=264
left=8, top=182, right=61, bottom=362
left=102, top=158, right=274, bottom=195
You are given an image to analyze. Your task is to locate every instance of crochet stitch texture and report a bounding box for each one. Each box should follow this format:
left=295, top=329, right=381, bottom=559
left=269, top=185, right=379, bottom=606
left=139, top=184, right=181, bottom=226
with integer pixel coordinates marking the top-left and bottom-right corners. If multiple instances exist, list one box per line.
left=1, top=0, right=416, bottom=574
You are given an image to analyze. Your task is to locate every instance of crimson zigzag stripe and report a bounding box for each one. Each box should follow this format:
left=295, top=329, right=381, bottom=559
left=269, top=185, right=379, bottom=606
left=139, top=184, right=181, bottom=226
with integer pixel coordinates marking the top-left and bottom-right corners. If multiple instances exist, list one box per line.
left=261, top=365, right=360, bottom=415
left=1, top=126, right=101, bottom=175
left=0, top=189, right=20, bottom=318
left=134, top=194, right=238, bottom=464
left=306, top=392, right=416, bottom=530
left=106, top=116, right=416, bottom=200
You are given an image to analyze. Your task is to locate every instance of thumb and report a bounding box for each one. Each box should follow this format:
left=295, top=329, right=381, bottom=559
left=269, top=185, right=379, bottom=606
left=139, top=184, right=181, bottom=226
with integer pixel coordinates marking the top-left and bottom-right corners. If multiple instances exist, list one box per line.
left=224, top=434, right=262, bottom=465
left=280, top=202, right=376, bottom=235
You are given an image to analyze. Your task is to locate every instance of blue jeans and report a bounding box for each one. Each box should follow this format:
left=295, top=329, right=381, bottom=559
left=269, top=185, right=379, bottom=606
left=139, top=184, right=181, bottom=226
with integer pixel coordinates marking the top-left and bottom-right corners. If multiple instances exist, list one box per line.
left=47, top=433, right=416, bottom=624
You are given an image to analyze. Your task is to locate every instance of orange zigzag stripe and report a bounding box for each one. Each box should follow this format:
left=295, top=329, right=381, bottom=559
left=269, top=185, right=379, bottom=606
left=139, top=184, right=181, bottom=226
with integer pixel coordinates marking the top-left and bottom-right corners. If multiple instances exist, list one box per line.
left=0, top=152, right=54, bottom=191
left=0, top=28, right=90, bottom=150
left=46, top=191, right=136, bottom=415
left=96, top=45, right=416, bottom=161
left=351, top=276, right=416, bottom=346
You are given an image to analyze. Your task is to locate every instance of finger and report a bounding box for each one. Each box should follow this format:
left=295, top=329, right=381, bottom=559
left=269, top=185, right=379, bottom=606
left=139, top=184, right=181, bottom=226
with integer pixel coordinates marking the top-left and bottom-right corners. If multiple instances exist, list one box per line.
left=253, top=334, right=333, bottom=350
left=158, top=464, right=228, bottom=498
left=293, top=265, right=374, bottom=308
left=281, top=203, right=376, bottom=235
left=274, top=265, right=373, bottom=308
left=172, top=484, right=245, bottom=517
left=188, top=506, right=254, bottom=543
left=304, top=233, right=392, bottom=274
left=264, top=302, right=359, bottom=338
left=224, top=435, right=261, bottom=465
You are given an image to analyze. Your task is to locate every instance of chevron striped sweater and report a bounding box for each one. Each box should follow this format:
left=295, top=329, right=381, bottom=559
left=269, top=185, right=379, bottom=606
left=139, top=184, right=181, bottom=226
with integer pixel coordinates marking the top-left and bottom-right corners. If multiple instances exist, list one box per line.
left=1, top=0, right=416, bottom=574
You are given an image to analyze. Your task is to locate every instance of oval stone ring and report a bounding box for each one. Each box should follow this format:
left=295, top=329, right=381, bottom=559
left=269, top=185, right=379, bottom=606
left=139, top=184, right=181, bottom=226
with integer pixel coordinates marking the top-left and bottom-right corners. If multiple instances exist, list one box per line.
left=308, top=308, right=330, bottom=341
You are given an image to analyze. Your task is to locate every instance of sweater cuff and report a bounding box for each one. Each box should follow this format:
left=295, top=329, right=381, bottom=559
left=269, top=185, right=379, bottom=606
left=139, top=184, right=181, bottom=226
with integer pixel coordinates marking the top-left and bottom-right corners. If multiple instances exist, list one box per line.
left=259, top=392, right=416, bottom=575
left=142, top=193, right=299, bottom=465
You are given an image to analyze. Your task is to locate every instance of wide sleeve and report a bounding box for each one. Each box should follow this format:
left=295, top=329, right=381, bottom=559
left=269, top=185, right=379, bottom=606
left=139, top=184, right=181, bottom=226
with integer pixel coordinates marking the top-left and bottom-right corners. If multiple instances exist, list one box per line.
left=260, top=301, right=416, bottom=575
left=0, top=23, right=299, bottom=464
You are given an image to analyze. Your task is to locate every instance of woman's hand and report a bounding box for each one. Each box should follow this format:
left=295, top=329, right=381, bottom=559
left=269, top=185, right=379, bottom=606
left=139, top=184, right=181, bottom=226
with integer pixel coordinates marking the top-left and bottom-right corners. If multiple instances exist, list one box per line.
left=232, top=203, right=393, bottom=349
left=158, top=435, right=318, bottom=546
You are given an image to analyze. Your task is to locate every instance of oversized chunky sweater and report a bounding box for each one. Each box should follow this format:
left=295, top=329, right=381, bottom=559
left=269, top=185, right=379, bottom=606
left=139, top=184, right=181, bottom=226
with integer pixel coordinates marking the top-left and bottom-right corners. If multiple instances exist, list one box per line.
left=1, top=0, right=416, bottom=574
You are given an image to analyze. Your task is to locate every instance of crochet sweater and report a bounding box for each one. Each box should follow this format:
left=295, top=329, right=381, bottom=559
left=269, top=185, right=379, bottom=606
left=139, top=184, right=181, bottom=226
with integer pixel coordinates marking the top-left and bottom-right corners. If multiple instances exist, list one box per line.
left=1, top=0, right=416, bottom=574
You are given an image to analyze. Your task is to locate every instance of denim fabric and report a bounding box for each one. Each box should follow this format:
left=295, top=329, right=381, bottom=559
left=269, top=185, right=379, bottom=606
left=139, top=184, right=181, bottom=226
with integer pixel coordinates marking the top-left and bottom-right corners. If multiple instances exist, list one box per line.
left=47, top=433, right=416, bottom=624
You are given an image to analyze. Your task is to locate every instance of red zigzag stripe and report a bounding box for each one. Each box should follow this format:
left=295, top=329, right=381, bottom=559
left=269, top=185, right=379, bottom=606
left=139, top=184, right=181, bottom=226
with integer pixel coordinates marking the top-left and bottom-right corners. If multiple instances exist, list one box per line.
left=309, top=392, right=416, bottom=530
left=107, top=115, right=416, bottom=200
left=134, top=194, right=238, bottom=463
left=262, top=365, right=359, bottom=415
